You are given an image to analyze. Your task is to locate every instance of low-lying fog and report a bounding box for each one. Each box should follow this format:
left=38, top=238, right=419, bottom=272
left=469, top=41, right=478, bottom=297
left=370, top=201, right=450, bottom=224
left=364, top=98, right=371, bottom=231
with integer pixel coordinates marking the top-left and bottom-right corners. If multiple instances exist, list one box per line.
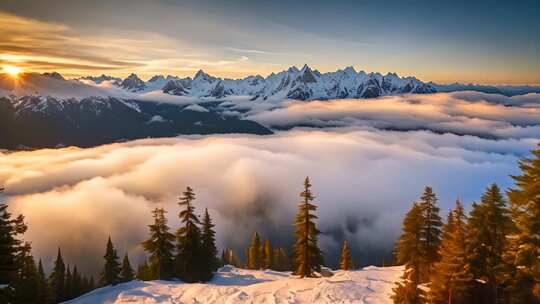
left=0, top=91, right=538, bottom=276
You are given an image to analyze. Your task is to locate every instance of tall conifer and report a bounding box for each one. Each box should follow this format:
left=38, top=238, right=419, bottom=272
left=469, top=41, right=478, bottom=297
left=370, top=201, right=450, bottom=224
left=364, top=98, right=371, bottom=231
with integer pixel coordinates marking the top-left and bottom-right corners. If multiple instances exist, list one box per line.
left=429, top=200, right=473, bottom=304
left=37, top=259, right=52, bottom=304
left=247, top=232, right=262, bottom=269
left=49, top=248, right=66, bottom=303
left=11, top=242, right=40, bottom=303
left=120, top=253, right=135, bottom=282
left=142, top=208, right=175, bottom=280
left=0, top=187, right=27, bottom=285
left=339, top=240, right=354, bottom=270
left=263, top=239, right=273, bottom=269
left=392, top=203, right=426, bottom=303
left=465, top=184, right=512, bottom=303
left=176, top=186, right=202, bottom=282
left=200, top=208, right=218, bottom=281
left=99, top=237, right=121, bottom=286
left=293, top=177, right=323, bottom=277
left=506, top=144, right=540, bottom=303
left=418, top=186, right=443, bottom=280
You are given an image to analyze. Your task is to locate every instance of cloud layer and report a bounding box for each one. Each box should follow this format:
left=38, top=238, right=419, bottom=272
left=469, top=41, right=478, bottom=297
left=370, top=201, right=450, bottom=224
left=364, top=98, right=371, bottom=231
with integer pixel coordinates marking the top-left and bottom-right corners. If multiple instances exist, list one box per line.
left=1, top=127, right=536, bottom=276
left=247, top=92, right=540, bottom=139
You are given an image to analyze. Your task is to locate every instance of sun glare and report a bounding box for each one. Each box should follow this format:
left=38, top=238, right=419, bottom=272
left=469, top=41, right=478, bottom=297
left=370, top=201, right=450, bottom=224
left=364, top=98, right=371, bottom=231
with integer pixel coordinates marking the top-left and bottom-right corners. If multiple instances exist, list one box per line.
left=2, top=65, right=22, bottom=77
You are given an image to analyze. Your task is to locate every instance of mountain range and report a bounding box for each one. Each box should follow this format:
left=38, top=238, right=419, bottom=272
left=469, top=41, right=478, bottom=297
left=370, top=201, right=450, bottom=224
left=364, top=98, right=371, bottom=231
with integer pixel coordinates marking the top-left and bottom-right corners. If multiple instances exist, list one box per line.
left=79, top=64, right=437, bottom=100
left=1, top=65, right=538, bottom=149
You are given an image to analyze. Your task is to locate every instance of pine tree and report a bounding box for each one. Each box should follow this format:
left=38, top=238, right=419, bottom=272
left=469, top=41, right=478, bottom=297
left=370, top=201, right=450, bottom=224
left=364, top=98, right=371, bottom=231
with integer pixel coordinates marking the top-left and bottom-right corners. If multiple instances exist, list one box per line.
left=37, top=259, right=52, bottom=304
left=71, top=265, right=82, bottom=299
left=465, top=184, right=512, bottom=303
left=99, top=237, right=121, bottom=286
left=392, top=203, right=425, bottom=304
left=175, top=186, right=202, bottom=282
left=418, top=186, right=443, bottom=281
left=142, top=208, right=175, bottom=280
left=49, top=248, right=66, bottom=303
left=11, top=242, right=40, bottom=304
left=429, top=200, right=473, bottom=304
left=0, top=187, right=27, bottom=286
left=223, top=248, right=239, bottom=267
left=247, top=232, right=262, bottom=269
left=136, top=259, right=151, bottom=281
left=200, top=208, right=218, bottom=281
left=263, top=239, right=273, bottom=269
left=293, top=177, right=323, bottom=277
left=339, top=240, right=354, bottom=270
left=120, top=253, right=135, bottom=282
left=88, top=276, right=95, bottom=291
left=65, top=264, right=73, bottom=300
left=220, top=249, right=227, bottom=266
left=506, top=144, right=540, bottom=303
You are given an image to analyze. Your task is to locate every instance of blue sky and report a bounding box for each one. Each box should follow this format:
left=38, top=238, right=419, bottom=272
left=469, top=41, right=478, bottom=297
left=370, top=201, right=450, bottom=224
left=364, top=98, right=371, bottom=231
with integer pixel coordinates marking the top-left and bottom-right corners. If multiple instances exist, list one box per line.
left=0, top=0, right=538, bottom=84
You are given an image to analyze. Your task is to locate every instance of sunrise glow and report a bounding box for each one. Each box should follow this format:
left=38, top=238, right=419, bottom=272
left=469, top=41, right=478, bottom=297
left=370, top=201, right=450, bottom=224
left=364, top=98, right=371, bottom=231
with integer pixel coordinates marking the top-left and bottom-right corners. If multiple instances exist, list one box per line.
left=2, top=65, right=22, bottom=78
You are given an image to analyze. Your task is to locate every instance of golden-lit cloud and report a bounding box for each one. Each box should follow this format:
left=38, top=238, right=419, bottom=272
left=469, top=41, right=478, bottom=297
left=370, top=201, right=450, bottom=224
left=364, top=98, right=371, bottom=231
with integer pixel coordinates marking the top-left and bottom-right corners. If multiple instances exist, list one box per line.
left=0, top=11, right=276, bottom=79
left=1, top=129, right=534, bottom=275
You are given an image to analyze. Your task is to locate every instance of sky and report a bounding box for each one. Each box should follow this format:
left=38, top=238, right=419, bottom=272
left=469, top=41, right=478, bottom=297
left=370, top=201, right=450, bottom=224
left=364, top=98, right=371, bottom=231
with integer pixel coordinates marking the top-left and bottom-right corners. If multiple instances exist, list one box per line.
left=0, top=0, right=539, bottom=84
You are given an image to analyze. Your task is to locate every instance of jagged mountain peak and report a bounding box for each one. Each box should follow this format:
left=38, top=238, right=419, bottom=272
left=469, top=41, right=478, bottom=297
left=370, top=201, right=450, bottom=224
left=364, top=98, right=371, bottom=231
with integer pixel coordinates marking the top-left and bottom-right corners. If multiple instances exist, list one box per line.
left=194, top=69, right=215, bottom=81
left=148, top=75, right=165, bottom=82
left=42, top=72, right=65, bottom=80
left=120, top=73, right=146, bottom=91
left=343, top=66, right=357, bottom=74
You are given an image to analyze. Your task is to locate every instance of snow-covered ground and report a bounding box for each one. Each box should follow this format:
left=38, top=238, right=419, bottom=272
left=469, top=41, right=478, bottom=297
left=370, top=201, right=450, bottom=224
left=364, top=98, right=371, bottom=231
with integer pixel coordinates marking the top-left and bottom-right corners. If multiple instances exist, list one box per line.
left=65, top=265, right=403, bottom=304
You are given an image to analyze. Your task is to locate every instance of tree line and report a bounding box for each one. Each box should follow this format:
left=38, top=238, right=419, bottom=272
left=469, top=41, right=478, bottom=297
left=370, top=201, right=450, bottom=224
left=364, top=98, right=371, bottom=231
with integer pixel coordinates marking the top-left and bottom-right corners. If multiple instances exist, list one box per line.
left=392, top=144, right=540, bottom=303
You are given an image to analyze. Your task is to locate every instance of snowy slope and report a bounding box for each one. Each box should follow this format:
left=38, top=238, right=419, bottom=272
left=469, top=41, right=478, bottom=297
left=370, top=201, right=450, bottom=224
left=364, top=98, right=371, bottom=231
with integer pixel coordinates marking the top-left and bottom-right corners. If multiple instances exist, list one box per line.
left=65, top=265, right=403, bottom=304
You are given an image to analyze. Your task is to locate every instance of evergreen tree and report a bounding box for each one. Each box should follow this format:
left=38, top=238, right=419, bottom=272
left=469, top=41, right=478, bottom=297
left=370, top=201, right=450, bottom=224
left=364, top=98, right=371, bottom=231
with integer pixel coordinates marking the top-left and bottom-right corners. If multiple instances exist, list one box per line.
left=293, top=177, right=323, bottom=277
left=506, top=144, right=540, bottom=303
left=37, top=259, right=52, bottom=304
left=0, top=187, right=27, bottom=286
left=263, top=239, right=273, bottom=269
left=339, top=240, right=354, bottom=270
left=465, top=184, right=512, bottom=303
left=392, top=203, right=425, bottom=304
left=142, top=208, right=175, bottom=280
left=120, top=253, right=135, bottom=282
left=247, top=232, right=262, bottom=269
left=11, top=242, right=40, bottom=304
left=418, top=186, right=443, bottom=280
left=99, top=237, right=121, bottom=286
left=49, top=247, right=66, bottom=303
left=200, top=208, right=218, bottom=281
left=220, top=249, right=227, bottom=266
left=429, top=200, right=473, bottom=304
left=71, top=265, right=82, bottom=299
left=175, top=186, right=202, bottom=282
left=223, top=248, right=239, bottom=267
left=136, top=259, right=152, bottom=281
left=65, top=264, right=72, bottom=300
left=88, top=276, right=95, bottom=291
left=81, top=275, right=89, bottom=294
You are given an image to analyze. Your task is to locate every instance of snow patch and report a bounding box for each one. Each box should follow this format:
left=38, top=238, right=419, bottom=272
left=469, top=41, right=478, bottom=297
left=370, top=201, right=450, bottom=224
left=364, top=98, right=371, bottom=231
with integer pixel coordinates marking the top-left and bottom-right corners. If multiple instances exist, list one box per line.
left=65, top=265, right=403, bottom=304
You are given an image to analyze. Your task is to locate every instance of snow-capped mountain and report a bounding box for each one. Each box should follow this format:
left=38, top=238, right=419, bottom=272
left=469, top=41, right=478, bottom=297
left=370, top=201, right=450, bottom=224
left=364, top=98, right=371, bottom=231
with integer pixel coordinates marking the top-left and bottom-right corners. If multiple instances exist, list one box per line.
left=78, top=65, right=437, bottom=101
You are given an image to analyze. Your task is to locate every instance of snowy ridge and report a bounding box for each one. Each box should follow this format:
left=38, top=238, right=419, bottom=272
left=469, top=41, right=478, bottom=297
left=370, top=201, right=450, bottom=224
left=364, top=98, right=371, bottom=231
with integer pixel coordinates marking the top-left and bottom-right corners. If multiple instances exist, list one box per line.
left=100, top=65, right=436, bottom=101
left=64, top=265, right=403, bottom=304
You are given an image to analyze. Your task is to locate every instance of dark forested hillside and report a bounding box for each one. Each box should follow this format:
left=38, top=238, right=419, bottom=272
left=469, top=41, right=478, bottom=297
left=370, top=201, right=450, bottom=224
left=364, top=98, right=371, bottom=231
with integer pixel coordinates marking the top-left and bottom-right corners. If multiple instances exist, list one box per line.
left=0, top=97, right=271, bottom=149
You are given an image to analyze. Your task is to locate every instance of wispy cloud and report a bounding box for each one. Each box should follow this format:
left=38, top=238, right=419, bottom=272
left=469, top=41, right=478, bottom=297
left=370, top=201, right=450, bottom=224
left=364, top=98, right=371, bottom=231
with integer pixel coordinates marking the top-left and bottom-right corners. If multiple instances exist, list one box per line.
left=0, top=11, right=270, bottom=78
left=226, top=47, right=273, bottom=55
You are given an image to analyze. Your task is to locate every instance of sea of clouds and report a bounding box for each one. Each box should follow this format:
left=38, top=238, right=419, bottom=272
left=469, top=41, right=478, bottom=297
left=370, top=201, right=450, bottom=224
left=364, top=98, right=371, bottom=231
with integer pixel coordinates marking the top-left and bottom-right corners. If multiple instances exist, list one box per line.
left=0, top=91, right=539, bottom=276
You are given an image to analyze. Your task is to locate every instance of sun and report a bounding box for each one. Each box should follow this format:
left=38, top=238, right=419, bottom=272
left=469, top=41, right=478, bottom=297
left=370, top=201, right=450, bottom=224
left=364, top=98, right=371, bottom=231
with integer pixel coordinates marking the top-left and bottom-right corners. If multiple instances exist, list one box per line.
left=2, top=65, right=23, bottom=78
